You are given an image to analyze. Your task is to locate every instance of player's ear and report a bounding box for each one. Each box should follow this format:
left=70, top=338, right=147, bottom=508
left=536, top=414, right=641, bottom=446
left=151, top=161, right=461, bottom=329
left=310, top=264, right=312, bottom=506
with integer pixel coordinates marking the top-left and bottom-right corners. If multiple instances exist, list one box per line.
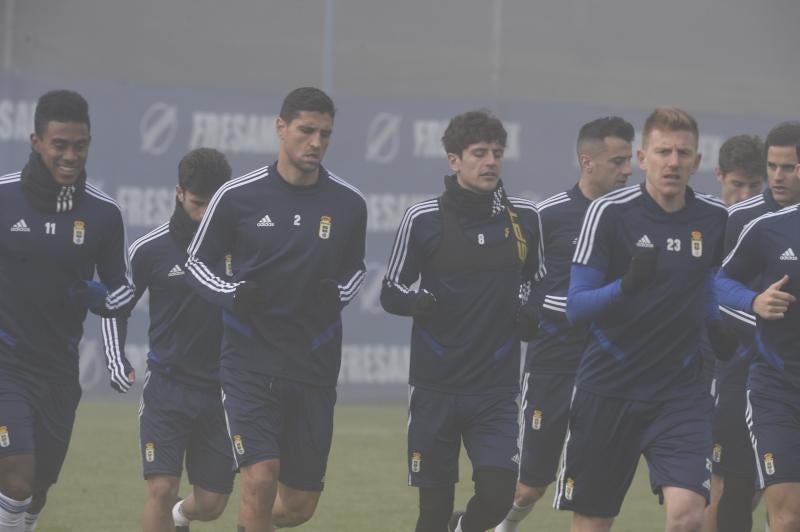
left=714, top=167, right=723, bottom=183
left=447, top=152, right=461, bottom=174
left=276, top=117, right=287, bottom=141
left=579, top=153, right=592, bottom=172
left=636, top=148, right=647, bottom=171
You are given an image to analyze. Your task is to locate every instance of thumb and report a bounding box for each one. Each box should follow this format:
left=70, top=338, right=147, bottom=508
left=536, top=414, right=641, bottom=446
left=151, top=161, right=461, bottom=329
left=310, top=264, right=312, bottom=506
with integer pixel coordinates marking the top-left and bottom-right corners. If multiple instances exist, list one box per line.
left=772, top=274, right=790, bottom=291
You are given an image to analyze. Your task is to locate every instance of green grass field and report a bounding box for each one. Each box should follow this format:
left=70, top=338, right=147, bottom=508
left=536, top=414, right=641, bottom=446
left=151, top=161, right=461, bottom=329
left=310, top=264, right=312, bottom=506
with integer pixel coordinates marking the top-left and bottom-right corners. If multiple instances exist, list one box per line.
left=37, top=401, right=766, bottom=531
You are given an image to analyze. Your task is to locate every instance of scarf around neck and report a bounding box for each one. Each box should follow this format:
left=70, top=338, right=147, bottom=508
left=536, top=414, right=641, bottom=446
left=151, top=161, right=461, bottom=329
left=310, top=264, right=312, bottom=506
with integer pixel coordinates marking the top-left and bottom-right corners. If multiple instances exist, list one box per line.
left=20, top=151, right=87, bottom=213
left=169, top=197, right=200, bottom=252
left=441, top=174, right=507, bottom=219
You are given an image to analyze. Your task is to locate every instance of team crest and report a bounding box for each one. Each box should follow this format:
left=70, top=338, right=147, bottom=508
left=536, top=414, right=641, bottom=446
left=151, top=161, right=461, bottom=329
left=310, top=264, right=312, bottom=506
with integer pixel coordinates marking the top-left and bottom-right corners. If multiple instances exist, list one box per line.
left=565, top=478, right=574, bottom=501
left=225, top=254, right=233, bottom=277
left=411, top=451, right=422, bottom=473
left=319, top=216, right=332, bottom=239
left=712, top=443, right=722, bottom=463
left=233, top=435, right=245, bottom=455
left=0, top=426, right=9, bottom=448
left=691, top=231, right=702, bottom=258
left=532, top=409, right=543, bottom=431
left=73, top=220, right=85, bottom=245
left=145, top=442, right=155, bottom=462
left=764, top=453, right=775, bottom=475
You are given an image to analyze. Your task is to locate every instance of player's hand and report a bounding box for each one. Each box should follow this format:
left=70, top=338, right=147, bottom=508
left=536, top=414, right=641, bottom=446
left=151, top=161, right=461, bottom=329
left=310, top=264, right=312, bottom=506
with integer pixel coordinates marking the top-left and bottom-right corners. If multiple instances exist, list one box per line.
left=411, top=289, right=437, bottom=319
left=233, top=280, right=262, bottom=316
left=752, top=274, right=796, bottom=320
left=706, top=319, right=737, bottom=361
left=316, top=279, right=342, bottom=314
left=69, top=279, right=111, bottom=316
left=620, top=247, right=658, bottom=295
left=516, top=305, right=539, bottom=342
left=109, top=357, right=135, bottom=393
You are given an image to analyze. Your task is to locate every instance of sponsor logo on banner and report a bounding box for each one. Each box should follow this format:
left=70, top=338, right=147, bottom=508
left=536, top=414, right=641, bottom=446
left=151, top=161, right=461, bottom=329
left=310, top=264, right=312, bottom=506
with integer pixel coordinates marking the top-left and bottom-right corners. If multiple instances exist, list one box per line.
left=365, top=112, right=402, bottom=163
left=0, top=99, right=36, bottom=142
left=189, top=112, right=279, bottom=154
left=413, top=120, right=520, bottom=160
left=116, top=187, right=174, bottom=228
left=140, top=102, right=178, bottom=155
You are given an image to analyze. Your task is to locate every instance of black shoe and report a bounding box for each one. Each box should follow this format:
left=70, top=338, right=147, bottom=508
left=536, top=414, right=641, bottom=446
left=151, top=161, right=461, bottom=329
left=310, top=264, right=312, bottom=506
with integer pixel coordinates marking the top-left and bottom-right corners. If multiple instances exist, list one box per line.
left=448, top=511, right=464, bottom=532
left=175, top=526, right=189, bottom=532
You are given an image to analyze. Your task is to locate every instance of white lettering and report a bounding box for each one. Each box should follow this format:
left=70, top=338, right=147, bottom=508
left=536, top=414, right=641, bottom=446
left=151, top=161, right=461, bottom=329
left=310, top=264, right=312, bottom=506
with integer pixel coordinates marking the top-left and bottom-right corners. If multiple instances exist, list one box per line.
left=365, top=193, right=430, bottom=232
left=116, top=186, right=174, bottom=228
left=413, top=119, right=520, bottom=160
left=189, top=112, right=279, bottom=154
left=0, top=100, right=35, bottom=141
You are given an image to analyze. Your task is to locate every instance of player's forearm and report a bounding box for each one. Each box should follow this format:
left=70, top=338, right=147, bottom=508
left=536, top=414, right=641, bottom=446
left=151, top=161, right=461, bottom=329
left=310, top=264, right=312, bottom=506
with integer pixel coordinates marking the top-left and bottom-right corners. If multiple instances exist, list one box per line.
left=380, top=280, right=423, bottom=316
left=566, top=264, right=623, bottom=324
left=715, top=269, right=757, bottom=314
left=185, top=256, right=238, bottom=312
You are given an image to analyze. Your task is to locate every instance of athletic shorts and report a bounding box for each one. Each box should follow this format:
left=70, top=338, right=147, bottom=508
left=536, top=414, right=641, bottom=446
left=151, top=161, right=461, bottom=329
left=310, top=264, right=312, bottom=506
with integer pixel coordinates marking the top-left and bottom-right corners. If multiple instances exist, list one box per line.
left=554, top=387, right=712, bottom=518
left=748, top=389, right=800, bottom=489
left=711, top=386, right=755, bottom=480
left=0, top=367, right=81, bottom=488
left=518, top=372, right=574, bottom=488
left=139, top=370, right=235, bottom=494
left=407, top=386, right=519, bottom=488
left=220, top=366, right=336, bottom=492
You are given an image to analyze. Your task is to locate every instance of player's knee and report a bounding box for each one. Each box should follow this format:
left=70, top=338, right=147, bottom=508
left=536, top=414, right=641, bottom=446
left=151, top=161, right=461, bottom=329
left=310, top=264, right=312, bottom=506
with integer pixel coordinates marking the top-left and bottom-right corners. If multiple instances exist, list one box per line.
left=515, top=483, right=547, bottom=507
left=274, top=495, right=318, bottom=527
left=474, top=467, right=517, bottom=523
left=146, top=476, right=179, bottom=504
left=0, top=476, right=34, bottom=502
left=240, top=461, right=279, bottom=503
left=666, top=502, right=705, bottom=532
left=195, top=494, right=228, bottom=521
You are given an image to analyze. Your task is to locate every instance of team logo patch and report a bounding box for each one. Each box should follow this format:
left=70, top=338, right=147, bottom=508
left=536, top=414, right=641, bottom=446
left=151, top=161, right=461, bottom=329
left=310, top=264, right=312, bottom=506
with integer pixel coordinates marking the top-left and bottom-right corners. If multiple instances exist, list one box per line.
left=225, top=254, right=233, bottom=277
left=145, top=442, right=155, bottom=462
left=712, top=443, right=722, bottom=463
left=319, top=216, right=332, bottom=239
left=764, top=453, right=775, bottom=475
left=73, top=220, right=85, bottom=245
left=565, top=478, right=574, bottom=501
left=0, top=426, right=10, bottom=448
left=411, top=451, right=422, bottom=473
left=691, top=231, right=702, bottom=258
left=233, top=435, right=245, bottom=455
left=532, top=409, right=543, bottom=430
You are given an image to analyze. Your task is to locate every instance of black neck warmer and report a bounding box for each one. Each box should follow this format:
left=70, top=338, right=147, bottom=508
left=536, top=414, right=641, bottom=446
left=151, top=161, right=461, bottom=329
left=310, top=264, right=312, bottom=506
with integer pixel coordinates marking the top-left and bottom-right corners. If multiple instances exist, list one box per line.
left=440, top=174, right=507, bottom=219
left=20, top=152, right=86, bottom=213
left=169, top=198, right=200, bottom=251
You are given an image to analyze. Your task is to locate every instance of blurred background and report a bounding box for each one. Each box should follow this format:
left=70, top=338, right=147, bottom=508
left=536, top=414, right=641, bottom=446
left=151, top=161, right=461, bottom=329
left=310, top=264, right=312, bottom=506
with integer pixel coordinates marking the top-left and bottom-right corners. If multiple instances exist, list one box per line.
left=1, top=0, right=799, bottom=399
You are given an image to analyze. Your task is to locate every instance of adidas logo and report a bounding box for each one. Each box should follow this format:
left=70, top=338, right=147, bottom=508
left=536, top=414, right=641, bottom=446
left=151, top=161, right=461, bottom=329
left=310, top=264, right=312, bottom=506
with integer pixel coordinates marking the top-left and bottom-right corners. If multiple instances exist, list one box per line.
left=9, top=219, right=30, bottom=232
left=257, top=214, right=275, bottom=227
left=779, top=248, right=798, bottom=261
left=167, top=264, right=184, bottom=277
left=636, top=235, right=654, bottom=248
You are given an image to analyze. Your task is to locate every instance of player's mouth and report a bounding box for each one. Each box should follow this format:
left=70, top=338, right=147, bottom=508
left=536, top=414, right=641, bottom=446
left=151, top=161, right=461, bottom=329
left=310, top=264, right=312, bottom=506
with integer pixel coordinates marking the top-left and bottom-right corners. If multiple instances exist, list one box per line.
left=772, top=185, right=787, bottom=195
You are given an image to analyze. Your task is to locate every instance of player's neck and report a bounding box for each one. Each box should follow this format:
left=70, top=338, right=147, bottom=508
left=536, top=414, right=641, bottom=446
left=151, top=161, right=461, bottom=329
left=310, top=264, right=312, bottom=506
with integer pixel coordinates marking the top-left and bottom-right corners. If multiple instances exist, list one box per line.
left=577, top=177, right=604, bottom=201
left=645, top=180, right=686, bottom=213
left=276, top=158, right=320, bottom=187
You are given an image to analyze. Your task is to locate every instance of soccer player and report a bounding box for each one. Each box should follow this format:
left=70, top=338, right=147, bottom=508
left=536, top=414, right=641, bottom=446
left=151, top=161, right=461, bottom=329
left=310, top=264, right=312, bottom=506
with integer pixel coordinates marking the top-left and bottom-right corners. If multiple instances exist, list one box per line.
left=556, top=107, right=732, bottom=532
left=496, top=116, right=634, bottom=532
left=707, top=123, right=800, bottom=532
left=0, top=90, right=134, bottom=531
left=185, top=87, right=367, bottom=532
left=101, top=148, right=234, bottom=532
left=381, top=110, right=545, bottom=532
left=715, top=148, right=800, bottom=532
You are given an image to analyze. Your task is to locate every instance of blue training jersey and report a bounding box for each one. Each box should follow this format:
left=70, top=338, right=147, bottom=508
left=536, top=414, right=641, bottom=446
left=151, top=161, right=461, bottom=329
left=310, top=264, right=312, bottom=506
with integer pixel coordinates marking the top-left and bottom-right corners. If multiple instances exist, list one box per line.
left=0, top=172, right=134, bottom=379
left=102, top=222, right=230, bottom=388
left=381, top=195, right=545, bottom=393
left=569, top=183, right=727, bottom=400
left=525, top=184, right=591, bottom=374
left=719, top=205, right=800, bottom=394
left=185, top=164, right=367, bottom=387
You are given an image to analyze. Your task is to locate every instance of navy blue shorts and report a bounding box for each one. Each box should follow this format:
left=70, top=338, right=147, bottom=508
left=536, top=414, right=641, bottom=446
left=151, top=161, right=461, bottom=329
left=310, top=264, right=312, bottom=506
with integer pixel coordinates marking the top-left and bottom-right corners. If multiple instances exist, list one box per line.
left=220, top=366, right=336, bottom=492
left=139, top=370, right=235, bottom=494
left=554, top=388, right=712, bottom=518
left=518, top=372, right=574, bottom=488
left=748, top=389, right=800, bottom=489
left=407, top=386, right=520, bottom=488
left=0, top=367, right=81, bottom=488
left=711, top=386, right=755, bottom=480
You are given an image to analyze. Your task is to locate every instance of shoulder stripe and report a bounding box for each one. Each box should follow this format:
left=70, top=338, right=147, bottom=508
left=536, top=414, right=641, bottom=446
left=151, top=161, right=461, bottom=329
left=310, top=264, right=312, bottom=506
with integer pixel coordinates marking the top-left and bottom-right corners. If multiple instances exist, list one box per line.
left=0, top=172, right=21, bottom=184
left=574, top=186, right=641, bottom=264
left=327, top=170, right=365, bottom=201
left=536, top=191, right=570, bottom=210
left=85, top=183, right=124, bottom=211
left=722, top=206, right=797, bottom=268
left=128, top=222, right=170, bottom=261
left=537, top=196, right=571, bottom=211
left=508, top=197, right=538, bottom=212
left=694, top=192, right=727, bottom=210
left=385, top=200, right=439, bottom=288
left=728, top=194, right=765, bottom=215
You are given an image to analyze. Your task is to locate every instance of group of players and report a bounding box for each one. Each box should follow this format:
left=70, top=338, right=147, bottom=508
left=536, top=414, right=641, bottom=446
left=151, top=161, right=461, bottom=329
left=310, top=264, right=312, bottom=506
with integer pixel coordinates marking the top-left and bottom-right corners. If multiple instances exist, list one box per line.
left=0, top=87, right=797, bottom=532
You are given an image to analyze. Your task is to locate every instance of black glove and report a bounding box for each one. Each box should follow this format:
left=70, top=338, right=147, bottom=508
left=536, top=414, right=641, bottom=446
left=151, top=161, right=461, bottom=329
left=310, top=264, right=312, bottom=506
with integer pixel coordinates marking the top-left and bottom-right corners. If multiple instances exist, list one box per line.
left=316, top=279, right=342, bottom=314
left=620, top=247, right=658, bottom=295
left=69, top=280, right=110, bottom=316
left=707, top=319, right=738, bottom=362
left=109, top=356, right=135, bottom=393
left=411, top=290, right=437, bottom=319
left=516, top=305, right=539, bottom=342
left=233, top=281, right=262, bottom=316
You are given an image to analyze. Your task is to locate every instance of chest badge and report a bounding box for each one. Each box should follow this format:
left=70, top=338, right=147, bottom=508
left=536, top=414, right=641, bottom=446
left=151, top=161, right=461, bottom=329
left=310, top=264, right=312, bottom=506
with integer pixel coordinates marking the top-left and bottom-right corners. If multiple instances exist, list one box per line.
left=690, top=231, right=702, bottom=258
left=319, top=215, right=332, bottom=240
left=225, top=254, right=234, bottom=276
left=73, top=220, right=86, bottom=245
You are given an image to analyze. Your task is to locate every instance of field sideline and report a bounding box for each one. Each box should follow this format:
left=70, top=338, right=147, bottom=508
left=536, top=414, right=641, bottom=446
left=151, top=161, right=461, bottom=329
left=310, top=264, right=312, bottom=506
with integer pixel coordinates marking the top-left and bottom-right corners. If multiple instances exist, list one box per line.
left=37, top=401, right=766, bottom=531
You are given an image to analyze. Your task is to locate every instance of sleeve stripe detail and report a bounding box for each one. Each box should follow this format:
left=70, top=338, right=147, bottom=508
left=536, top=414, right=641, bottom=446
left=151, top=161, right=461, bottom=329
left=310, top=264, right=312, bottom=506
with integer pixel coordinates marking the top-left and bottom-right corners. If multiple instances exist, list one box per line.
left=0, top=172, right=21, bottom=185
left=574, top=186, right=641, bottom=265
left=340, top=269, right=366, bottom=302
left=385, top=200, right=439, bottom=286
left=722, top=206, right=797, bottom=268
left=186, top=257, right=241, bottom=294
left=101, top=318, right=126, bottom=381
left=719, top=305, right=756, bottom=326
left=188, top=167, right=269, bottom=256
left=106, top=285, right=135, bottom=309
left=543, top=303, right=567, bottom=313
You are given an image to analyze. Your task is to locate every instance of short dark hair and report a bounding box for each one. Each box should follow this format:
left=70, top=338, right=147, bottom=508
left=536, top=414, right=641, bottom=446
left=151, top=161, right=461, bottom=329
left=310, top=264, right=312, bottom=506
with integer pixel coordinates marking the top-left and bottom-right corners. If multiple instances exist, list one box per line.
left=642, top=107, right=698, bottom=148
left=279, top=87, right=336, bottom=123
left=577, top=116, right=634, bottom=156
left=442, top=110, right=506, bottom=156
left=765, top=122, right=800, bottom=158
left=34, top=90, right=90, bottom=136
left=718, top=135, right=765, bottom=179
left=178, top=148, right=232, bottom=197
